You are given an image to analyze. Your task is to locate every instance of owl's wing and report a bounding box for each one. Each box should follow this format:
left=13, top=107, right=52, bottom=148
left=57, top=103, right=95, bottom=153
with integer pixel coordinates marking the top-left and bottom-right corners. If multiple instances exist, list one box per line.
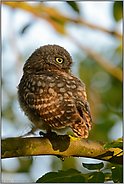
left=19, top=72, right=92, bottom=138
left=70, top=100, right=92, bottom=138
left=69, top=74, right=92, bottom=138
left=77, top=100, right=92, bottom=130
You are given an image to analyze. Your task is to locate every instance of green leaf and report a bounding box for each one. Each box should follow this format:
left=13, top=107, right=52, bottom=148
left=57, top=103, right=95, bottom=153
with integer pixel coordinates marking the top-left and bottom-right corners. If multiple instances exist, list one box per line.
left=111, top=165, right=123, bottom=183
left=66, top=1, right=80, bottom=13
left=104, top=137, right=123, bottom=149
left=88, top=171, right=105, bottom=183
left=82, top=162, right=104, bottom=170
left=104, top=172, right=112, bottom=182
left=20, top=22, right=33, bottom=34
left=36, top=168, right=85, bottom=183
left=17, top=157, right=33, bottom=172
left=113, top=1, right=123, bottom=21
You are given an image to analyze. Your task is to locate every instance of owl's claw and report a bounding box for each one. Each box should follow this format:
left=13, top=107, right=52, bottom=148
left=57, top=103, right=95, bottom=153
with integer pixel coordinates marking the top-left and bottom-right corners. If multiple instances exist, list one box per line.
left=39, top=131, right=47, bottom=137
left=39, top=130, right=57, bottom=138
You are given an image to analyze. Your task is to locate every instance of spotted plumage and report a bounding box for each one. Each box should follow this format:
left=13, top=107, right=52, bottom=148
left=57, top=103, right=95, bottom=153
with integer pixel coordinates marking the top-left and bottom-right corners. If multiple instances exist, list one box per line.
left=18, top=44, right=92, bottom=138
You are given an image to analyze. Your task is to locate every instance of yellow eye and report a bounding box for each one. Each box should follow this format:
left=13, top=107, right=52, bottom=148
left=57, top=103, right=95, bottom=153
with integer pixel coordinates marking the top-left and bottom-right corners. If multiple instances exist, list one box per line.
left=56, top=57, right=63, bottom=64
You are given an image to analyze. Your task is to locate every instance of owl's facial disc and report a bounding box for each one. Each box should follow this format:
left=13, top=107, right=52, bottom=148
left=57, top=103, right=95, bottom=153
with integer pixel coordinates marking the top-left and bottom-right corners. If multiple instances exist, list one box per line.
left=46, top=53, right=71, bottom=74
left=55, top=57, right=70, bottom=73
left=23, top=44, right=72, bottom=74
left=54, top=57, right=71, bottom=73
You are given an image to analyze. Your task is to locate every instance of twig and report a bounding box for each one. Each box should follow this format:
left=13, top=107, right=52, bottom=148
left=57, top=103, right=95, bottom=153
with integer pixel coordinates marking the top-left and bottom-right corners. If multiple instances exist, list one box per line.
left=68, top=34, right=123, bottom=82
left=2, top=1, right=122, bottom=39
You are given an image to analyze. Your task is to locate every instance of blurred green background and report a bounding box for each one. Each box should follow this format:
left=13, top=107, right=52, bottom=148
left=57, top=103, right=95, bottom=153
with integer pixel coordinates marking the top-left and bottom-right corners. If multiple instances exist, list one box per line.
left=1, top=1, right=122, bottom=183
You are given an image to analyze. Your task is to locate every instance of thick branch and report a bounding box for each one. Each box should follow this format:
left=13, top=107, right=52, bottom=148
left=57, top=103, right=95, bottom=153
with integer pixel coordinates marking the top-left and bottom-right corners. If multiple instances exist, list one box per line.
left=2, top=135, right=122, bottom=165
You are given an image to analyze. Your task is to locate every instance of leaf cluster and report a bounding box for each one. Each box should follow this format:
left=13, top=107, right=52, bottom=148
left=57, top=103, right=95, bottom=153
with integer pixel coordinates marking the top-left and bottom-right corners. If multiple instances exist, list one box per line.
left=36, top=162, right=123, bottom=183
left=36, top=137, right=123, bottom=183
left=104, top=137, right=123, bottom=149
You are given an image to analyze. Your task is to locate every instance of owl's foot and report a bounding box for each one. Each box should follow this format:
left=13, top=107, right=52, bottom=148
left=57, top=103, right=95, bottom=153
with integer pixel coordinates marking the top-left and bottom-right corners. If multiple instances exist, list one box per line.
left=39, top=128, right=57, bottom=138
left=39, top=131, right=47, bottom=137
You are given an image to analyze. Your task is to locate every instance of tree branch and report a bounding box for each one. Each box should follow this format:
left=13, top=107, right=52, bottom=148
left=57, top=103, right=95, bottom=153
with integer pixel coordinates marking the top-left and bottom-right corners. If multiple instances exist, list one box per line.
left=2, top=135, right=122, bottom=165
left=68, top=34, right=123, bottom=83
left=2, top=2, right=123, bottom=39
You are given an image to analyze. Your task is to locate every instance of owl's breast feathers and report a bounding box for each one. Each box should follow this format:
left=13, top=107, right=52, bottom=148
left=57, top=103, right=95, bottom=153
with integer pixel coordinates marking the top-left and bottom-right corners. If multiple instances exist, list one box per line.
left=18, top=71, right=92, bottom=138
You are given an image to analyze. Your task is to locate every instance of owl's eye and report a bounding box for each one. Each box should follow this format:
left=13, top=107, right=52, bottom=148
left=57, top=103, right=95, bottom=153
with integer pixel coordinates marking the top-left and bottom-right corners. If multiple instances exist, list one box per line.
left=55, top=57, right=64, bottom=64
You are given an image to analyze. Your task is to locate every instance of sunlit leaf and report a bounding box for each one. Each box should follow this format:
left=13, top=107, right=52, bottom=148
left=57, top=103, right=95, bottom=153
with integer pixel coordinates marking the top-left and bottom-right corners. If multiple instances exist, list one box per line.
left=82, top=162, right=104, bottom=170
left=116, top=43, right=123, bottom=53
left=111, top=165, right=123, bottom=183
left=43, top=16, right=66, bottom=35
left=113, top=1, right=123, bottom=21
left=104, top=172, right=112, bottom=182
left=104, top=137, right=123, bottom=149
left=36, top=168, right=85, bottom=183
left=88, top=171, right=105, bottom=183
left=66, top=1, right=80, bottom=13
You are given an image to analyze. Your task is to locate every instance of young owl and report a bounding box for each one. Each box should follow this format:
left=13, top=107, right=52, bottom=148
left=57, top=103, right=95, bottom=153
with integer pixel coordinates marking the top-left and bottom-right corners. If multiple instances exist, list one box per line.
left=18, top=44, right=92, bottom=138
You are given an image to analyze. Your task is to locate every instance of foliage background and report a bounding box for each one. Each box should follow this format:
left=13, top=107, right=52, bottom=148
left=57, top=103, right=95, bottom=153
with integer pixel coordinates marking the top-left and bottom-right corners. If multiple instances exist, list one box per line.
left=1, top=1, right=122, bottom=183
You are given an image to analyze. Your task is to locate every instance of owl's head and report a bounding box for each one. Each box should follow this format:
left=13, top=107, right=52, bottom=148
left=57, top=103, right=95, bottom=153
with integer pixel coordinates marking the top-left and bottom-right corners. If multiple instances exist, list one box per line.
left=23, top=44, right=73, bottom=74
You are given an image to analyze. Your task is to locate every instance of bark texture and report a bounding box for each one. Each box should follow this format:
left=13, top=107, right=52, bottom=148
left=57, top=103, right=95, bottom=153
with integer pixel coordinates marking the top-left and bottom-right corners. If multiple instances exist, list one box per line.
left=2, top=135, right=122, bottom=165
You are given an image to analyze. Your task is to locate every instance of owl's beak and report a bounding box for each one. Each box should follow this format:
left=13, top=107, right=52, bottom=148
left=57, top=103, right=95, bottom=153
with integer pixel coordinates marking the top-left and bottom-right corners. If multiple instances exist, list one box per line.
left=66, top=69, right=70, bottom=73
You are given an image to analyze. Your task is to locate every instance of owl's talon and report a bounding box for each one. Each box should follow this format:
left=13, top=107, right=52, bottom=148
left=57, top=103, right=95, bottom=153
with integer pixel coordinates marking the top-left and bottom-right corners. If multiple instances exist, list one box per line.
left=39, top=126, right=52, bottom=137
left=39, top=131, right=46, bottom=137
left=39, top=130, right=57, bottom=138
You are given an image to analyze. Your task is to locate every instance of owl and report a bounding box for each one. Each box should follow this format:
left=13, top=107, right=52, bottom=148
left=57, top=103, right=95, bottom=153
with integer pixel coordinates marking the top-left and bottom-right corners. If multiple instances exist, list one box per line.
left=18, top=44, right=92, bottom=138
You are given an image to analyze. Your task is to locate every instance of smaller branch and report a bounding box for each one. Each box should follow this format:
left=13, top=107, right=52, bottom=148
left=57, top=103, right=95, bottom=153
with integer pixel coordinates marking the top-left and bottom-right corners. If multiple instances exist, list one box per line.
left=2, top=1, right=122, bottom=39
left=68, top=34, right=123, bottom=82
left=76, top=19, right=122, bottom=39
left=2, top=135, right=122, bottom=165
